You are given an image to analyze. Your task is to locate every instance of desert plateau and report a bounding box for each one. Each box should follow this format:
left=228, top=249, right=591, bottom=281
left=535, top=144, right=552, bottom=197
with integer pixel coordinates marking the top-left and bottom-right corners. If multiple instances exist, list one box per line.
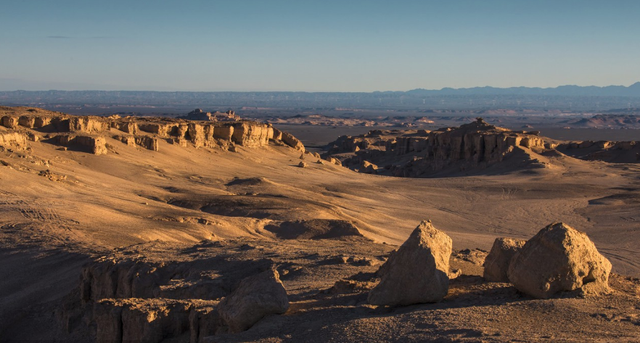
left=0, top=105, right=639, bottom=342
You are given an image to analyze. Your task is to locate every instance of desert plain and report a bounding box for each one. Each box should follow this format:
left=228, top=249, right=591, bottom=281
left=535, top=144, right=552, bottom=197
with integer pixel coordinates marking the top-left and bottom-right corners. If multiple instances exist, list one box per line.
left=0, top=106, right=639, bottom=342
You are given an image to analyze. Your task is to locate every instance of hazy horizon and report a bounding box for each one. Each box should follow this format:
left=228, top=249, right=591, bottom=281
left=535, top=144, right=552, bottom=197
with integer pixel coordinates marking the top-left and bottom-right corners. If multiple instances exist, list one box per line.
left=2, top=81, right=640, bottom=94
left=2, top=0, right=639, bottom=92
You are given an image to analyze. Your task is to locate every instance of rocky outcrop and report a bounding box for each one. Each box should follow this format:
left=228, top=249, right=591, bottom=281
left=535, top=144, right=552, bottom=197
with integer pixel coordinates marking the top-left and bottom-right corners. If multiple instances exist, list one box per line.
left=265, top=219, right=363, bottom=240
left=0, top=107, right=305, bottom=155
left=0, top=131, right=28, bottom=147
left=231, top=122, right=274, bottom=147
left=70, top=252, right=279, bottom=341
left=507, top=222, right=612, bottom=298
left=68, top=116, right=110, bottom=133
left=360, top=160, right=378, bottom=174
left=325, top=118, right=547, bottom=176
left=53, top=134, right=108, bottom=155
left=1, top=115, right=19, bottom=129
left=182, top=108, right=239, bottom=122
left=368, top=220, right=452, bottom=306
left=217, top=269, right=289, bottom=333
left=483, top=237, right=526, bottom=282
left=557, top=140, right=640, bottom=163
left=94, top=299, right=196, bottom=342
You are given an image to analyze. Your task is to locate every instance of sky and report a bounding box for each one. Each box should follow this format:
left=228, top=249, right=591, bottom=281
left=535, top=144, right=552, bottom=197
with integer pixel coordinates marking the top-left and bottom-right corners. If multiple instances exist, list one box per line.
left=1, top=0, right=639, bottom=92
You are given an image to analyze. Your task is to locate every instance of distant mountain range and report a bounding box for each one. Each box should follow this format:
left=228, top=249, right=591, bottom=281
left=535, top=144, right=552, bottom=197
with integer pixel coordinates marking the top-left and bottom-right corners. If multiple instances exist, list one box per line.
left=404, top=82, right=640, bottom=97
left=1, top=83, right=640, bottom=113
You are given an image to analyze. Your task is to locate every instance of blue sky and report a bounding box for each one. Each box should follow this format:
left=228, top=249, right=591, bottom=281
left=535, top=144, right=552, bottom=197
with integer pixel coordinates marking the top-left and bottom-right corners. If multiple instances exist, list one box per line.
left=1, top=0, right=639, bottom=91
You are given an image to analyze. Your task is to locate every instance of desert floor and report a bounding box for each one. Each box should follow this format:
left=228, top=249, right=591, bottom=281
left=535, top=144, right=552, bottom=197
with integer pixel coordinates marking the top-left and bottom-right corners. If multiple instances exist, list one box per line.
left=1, top=123, right=639, bottom=341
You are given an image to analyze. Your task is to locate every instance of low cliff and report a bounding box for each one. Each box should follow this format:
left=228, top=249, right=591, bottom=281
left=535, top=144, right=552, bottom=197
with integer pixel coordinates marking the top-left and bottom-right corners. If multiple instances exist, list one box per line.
left=0, top=107, right=305, bottom=154
left=325, top=118, right=547, bottom=176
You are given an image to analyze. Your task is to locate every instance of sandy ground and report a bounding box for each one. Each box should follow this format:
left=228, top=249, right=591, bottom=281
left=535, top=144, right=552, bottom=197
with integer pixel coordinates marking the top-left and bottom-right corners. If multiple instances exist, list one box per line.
left=1, top=122, right=640, bottom=341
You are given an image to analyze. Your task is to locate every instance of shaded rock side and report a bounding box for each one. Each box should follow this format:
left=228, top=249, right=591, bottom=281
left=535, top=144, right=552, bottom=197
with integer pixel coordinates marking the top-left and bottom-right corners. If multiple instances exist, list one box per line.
left=483, top=237, right=526, bottom=282
left=368, top=220, right=452, bottom=306
left=507, top=222, right=612, bottom=299
left=94, top=298, right=209, bottom=342
left=217, top=269, right=289, bottom=333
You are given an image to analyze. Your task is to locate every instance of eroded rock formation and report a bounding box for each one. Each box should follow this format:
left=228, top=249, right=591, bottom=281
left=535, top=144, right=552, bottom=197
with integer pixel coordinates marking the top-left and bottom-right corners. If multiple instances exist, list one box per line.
left=65, top=249, right=286, bottom=342
left=325, top=118, right=547, bottom=176
left=0, top=107, right=304, bottom=155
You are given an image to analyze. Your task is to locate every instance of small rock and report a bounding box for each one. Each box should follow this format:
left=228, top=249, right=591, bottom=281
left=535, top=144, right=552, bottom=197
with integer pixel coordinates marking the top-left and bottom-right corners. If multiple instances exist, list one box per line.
left=297, top=161, right=307, bottom=168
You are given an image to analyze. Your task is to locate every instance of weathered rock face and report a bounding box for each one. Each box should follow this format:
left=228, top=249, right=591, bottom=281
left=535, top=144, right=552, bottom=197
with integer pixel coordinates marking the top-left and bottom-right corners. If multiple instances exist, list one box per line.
left=68, top=116, right=110, bottom=133
left=70, top=253, right=278, bottom=341
left=1, top=115, right=19, bottom=129
left=483, top=237, right=526, bottom=282
left=231, top=122, right=273, bottom=147
left=217, top=269, right=289, bottom=333
left=0, top=107, right=305, bottom=155
left=0, top=131, right=28, bottom=147
left=507, top=222, right=612, bottom=299
left=94, top=299, right=196, bottom=342
left=325, top=118, right=547, bottom=176
left=368, top=220, right=452, bottom=306
left=80, top=257, right=274, bottom=304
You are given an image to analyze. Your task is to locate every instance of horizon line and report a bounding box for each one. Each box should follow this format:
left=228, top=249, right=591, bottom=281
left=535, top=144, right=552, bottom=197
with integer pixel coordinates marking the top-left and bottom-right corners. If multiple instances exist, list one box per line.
left=2, top=82, right=639, bottom=94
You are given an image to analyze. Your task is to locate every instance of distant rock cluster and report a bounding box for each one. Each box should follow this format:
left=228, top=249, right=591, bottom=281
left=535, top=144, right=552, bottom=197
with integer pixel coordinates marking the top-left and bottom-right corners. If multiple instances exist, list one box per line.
left=325, top=118, right=547, bottom=176
left=181, top=108, right=240, bottom=122
left=557, top=139, right=640, bottom=163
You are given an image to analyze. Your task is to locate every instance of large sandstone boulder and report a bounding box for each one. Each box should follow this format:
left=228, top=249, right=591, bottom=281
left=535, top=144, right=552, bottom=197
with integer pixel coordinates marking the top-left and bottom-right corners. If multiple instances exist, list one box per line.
left=507, top=222, right=612, bottom=298
left=217, top=269, right=289, bottom=333
left=368, top=220, right=452, bottom=306
left=483, top=237, right=526, bottom=282
left=280, top=131, right=305, bottom=152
